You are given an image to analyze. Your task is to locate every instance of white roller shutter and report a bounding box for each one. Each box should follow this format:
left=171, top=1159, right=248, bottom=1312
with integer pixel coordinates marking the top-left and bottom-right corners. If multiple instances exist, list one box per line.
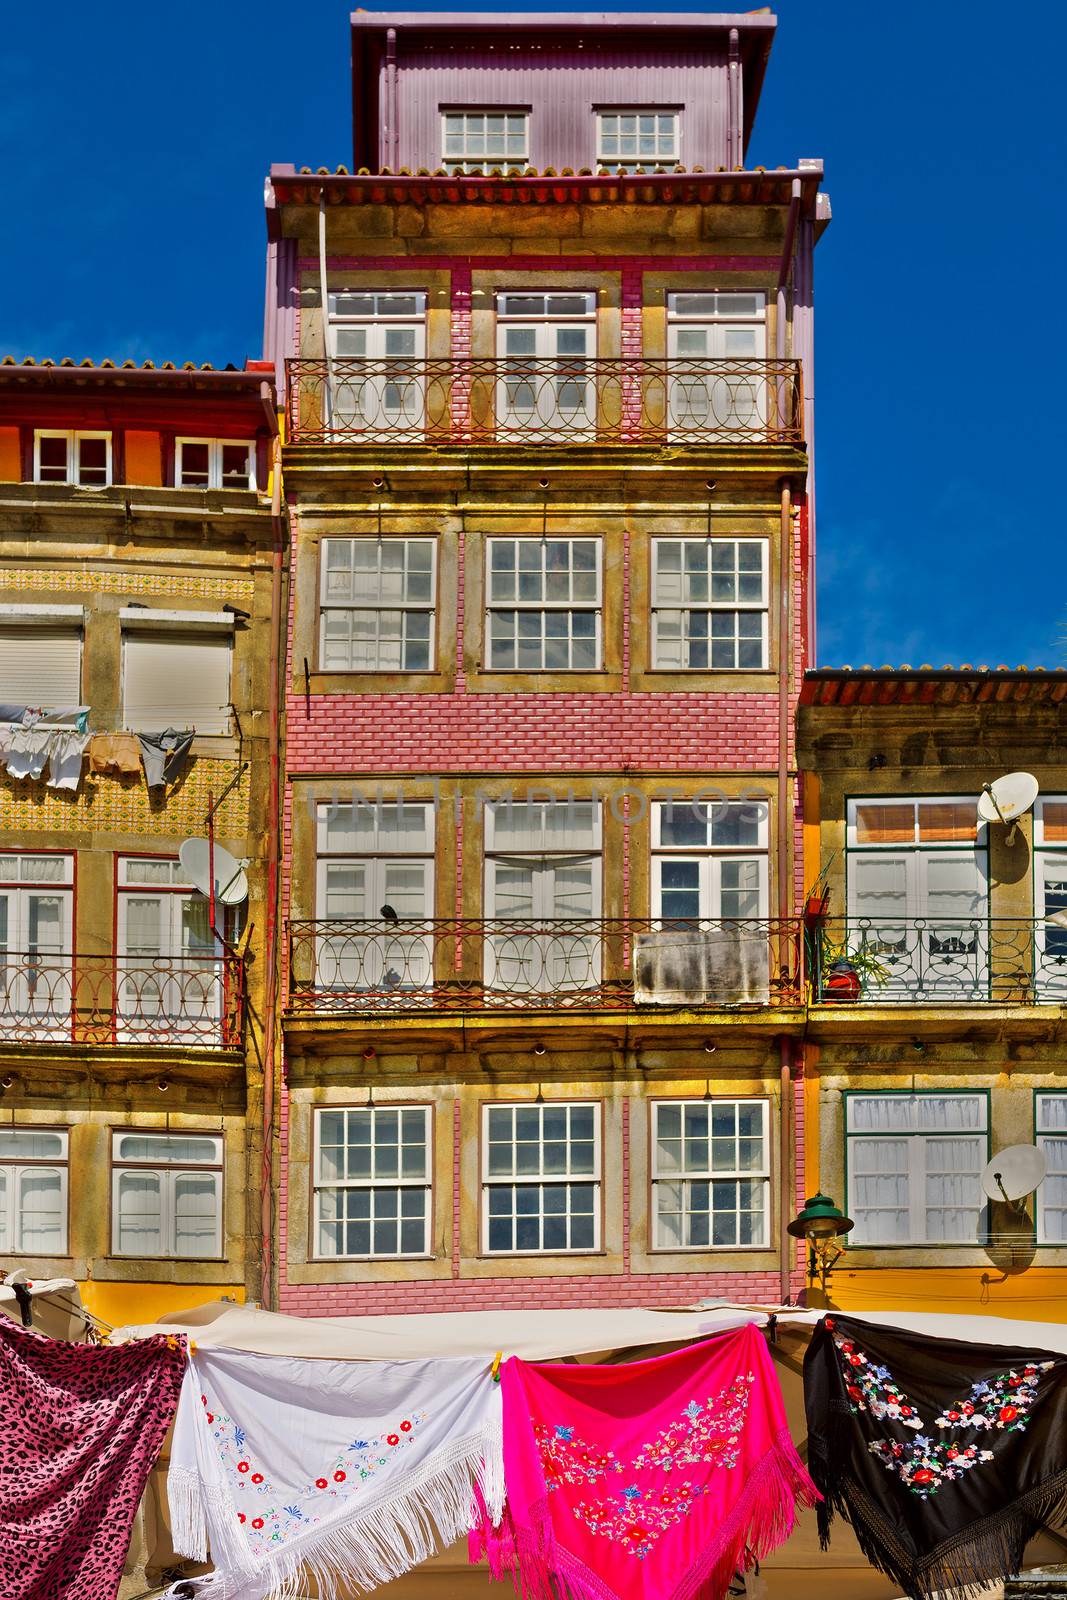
left=0, top=627, right=82, bottom=707
left=123, top=632, right=232, bottom=734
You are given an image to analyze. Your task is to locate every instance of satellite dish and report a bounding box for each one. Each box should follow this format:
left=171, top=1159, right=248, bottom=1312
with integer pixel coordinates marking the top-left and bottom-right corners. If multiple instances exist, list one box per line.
left=179, top=838, right=249, bottom=906
left=981, top=1144, right=1047, bottom=1207
left=978, top=772, right=1039, bottom=826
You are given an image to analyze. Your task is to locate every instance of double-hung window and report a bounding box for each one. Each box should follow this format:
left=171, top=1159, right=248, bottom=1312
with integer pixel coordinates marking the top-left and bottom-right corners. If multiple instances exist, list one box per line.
left=34, top=430, right=111, bottom=487
left=442, top=110, right=528, bottom=174
left=315, top=800, right=434, bottom=996
left=482, top=1102, right=600, bottom=1254
left=845, top=1092, right=988, bottom=1245
left=326, top=291, right=426, bottom=437
left=597, top=109, right=679, bottom=171
left=495, top=292, right=596, bottom=438
left=0, top=853, right=74, bottom=1044
left=652, top=799, right=768, bottom=922
left=652, top=539, right=768, bottom=670
left=651, top=1099, right=769, bottom=1248
left=484, top=799, right=601, bottom=993
left=845, top=798, right=989, bottom=1001
left=176, top=439, right=256, bottom=490
left=121, top=609, right=234, bottom=735
left=319, top=537, right=435, bottom=672
left=1037, top=1094, right=1067, bottom=1244
left=0, top=605, right=84, bottom=709
left=666, top=293, right=767, bottom=437
left=1034, top=799, right=1067, bottom=1000
left=313, top=1106, right=431, bottom=1259
left=486, top=538, right=600, bottom=671
left=111, top=1132, right=223, bottom=1257
left=0, top=1128, right=68, bottom=1255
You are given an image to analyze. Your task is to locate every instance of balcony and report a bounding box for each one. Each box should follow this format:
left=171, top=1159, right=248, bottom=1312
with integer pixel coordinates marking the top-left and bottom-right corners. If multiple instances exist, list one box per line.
left=811, top=918, right=1067, bottom=1007
left=0, top=952, right=246, bottom=1050
left=287, top=917, right=803, bottom=1015
left=285, top=358, right=803, bottom=448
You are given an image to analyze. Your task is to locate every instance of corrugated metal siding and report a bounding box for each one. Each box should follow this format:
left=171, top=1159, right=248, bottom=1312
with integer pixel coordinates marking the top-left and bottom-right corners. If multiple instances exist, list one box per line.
left=388, top=44, right=729, bottom=172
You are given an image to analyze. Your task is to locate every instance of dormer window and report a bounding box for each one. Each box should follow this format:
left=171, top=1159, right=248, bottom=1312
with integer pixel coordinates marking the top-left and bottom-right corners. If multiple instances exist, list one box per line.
left=597, top=110, right=679, bottom=172
left=34, top=430, right=111, bottom=487
left=442, top=110, right=528, bottom=174
left=176, top=439, right=256, bottom=491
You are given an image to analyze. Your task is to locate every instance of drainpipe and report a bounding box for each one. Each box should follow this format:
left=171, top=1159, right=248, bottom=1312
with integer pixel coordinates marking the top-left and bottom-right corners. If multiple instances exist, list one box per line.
left=779, top=1036, right=795, bottom=1304
left=260, top=381, right=284, bottom=1311
left=775, top=179, right=802, bottom=362
left=794, top=210, right=817, bottom=657
left=777, top=480, right=795, bottom=1305
left=385, top=28, right=398, bottom=170
left=726, top=29, right=740, bottom=168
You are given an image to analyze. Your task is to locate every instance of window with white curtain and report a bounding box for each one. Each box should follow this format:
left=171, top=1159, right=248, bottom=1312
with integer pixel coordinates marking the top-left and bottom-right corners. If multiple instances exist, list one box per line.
left=314, top=800, right=435, bottom=994
left=0, top=854, right=74, bottom=1043
left=0, top=1128, right=68, bottom=1255
left=483, top=799, right=601, bottom=992
left=845, top=1093, right=987, bottom=1245
left=313, top=1105, right=431, bottom=1259
left=482, top=1101, right=600, bottom=1253
left=651, top=799, right=768, bottom=921
left=111, top=1132, right=223, bottom=1257
left=651, top=1099, right=769, bottom=1248
left=1037, top=1094, right=1067, bottom=1243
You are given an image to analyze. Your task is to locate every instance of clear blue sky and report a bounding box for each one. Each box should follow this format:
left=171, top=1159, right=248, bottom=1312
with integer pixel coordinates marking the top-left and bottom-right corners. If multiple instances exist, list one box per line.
left=3, top=2, right=1060, bottom=668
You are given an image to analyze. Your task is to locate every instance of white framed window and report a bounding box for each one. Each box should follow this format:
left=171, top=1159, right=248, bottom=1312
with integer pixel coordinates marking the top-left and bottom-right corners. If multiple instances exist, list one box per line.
left=845, top=1092, right=988, bottom=1245
left=442, top=110, right=528, bottom=173
left=484, top=799, right=602, bottom=992
left=597, top=109, right=679, bottom=171
left=312, top=1105, right=431, bottom=1259
left=111, top=1131, right=223, bottom=1257
left=0, top=1127, right=68, bottom=1255
left=652, top=798, right=768, bottom=921
left=1037, top=1094, right=1067, bottom=1244
left=120, top=611, right=234, bottom=735
left=314, top=800, right=434, bottom=993
left=652, top=1099, right=769, bottom=1249
left=116, top=857, right=223, bottom=1044
left=1033, top=799, right=1067, bottom=1000
left=486, top=538, right=601, bottom=670
left=0, top=854, right=74, bottom=1044
left=175, top=439, right=256, bottom=490
left=652, top=539, right=768, bottom=670
left=0, top=606, right=84, bottom=708
left=845, top=797, right=988, bottom=1000
left=33, top=430, right=112, bottom=487
left=482, top=1101, right=600, bottom=1254
left=319, top=537, right=436, bottom=672
left=666, top=294, right=768, bottom=437
left=326, top=290, right=427, bottom=434
left=495, top=292, right=597, bottom=437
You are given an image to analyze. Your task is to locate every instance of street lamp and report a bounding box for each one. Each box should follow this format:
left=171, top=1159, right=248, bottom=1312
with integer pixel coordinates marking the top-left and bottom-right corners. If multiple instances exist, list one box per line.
left=788, top=1193, right=854, bottom=1294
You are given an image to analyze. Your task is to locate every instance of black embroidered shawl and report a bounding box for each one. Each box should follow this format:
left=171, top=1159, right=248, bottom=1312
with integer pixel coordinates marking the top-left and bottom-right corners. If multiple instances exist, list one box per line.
left=805, top=1314, right=1067, bottom=1600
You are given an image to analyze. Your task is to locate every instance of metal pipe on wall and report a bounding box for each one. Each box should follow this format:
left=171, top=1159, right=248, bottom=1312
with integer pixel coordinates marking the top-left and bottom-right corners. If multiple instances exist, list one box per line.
left=386, top=28, right=398, bottom=170
left=726, top=29, right=740, bottom=168
left=260, top=383, right=284, bottom=1311
left=779, top=1036, right=795, bottom=1304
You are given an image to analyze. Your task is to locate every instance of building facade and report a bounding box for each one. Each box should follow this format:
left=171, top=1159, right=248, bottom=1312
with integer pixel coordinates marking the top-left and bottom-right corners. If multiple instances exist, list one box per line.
left=266, top=11, right=829, bottom=1316
left=0, top=358, right=280, bottom=1327
left=798, top=667, right=1067, bottom=1321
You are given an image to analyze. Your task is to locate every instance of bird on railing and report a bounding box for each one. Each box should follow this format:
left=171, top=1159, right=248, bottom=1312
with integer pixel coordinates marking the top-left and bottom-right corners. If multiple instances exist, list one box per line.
left=380, top=904, right=399, bottom=923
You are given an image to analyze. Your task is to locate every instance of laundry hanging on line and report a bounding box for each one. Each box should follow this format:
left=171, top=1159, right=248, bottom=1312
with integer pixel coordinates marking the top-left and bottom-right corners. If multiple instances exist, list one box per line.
left=167, top=1345, right=504, bottom=1600
left=805, top=1313, right=1067, bottom=1600
left=0, top=707, right=92, bottom=790
left=138, top=728, right=195, bottom=790
left=88, top=731, right=143, bottom=776
left=470, top=1323, right=817, bottom=1600
left=0, top=1317, right=186, bottom=1600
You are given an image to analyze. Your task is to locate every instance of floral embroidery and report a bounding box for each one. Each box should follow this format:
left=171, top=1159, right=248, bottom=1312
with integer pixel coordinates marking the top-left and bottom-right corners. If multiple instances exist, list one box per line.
left=535, top=1423, right=623, bottom=1488
left=199, top=1391, right=429, bottom=1554
left=573, top=1479, right=709, bottom=1559
left=827, top=1321, right=1055, bottom=1499
left=631, top=1377, right=755, bottom=1472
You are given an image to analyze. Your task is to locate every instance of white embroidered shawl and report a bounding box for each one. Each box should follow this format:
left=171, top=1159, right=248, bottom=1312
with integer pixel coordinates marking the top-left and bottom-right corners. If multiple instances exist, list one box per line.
left=167, top=1348, right=503, bottom=1600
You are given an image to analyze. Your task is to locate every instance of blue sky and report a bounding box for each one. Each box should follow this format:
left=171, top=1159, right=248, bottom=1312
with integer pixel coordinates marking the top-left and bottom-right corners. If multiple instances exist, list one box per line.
left=3, top=2, right=1060, bottom=668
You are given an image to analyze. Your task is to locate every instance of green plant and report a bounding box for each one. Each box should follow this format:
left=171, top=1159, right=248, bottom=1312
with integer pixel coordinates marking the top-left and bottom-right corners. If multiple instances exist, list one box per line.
left=819, top=928, right=891, bottom=993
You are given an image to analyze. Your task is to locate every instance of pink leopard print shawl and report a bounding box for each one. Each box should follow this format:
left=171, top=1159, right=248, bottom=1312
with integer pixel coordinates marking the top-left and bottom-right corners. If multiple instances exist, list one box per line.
left=0, top=1317, right=186, bottom=1600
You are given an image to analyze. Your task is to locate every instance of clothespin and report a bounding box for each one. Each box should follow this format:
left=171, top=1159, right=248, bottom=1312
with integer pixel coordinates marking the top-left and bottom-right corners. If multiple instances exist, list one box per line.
left=491, top=1351, right=503, bottom=1383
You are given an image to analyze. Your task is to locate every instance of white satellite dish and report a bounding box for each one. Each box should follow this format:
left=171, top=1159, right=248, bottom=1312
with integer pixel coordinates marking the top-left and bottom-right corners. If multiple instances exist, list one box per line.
left=981, top=1144, right=1047, bottom=1208
left=179, top=838, right=249, bottom=907
left=978, top=772, right=1039, bottom=837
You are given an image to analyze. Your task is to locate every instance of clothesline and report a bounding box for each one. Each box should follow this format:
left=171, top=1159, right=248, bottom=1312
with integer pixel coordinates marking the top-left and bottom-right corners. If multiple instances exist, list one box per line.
left=0, top=709, right=197, bottom=794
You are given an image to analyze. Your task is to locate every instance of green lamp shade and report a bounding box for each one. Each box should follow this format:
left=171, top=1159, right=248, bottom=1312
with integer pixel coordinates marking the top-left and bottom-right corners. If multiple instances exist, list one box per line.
left=788, top=1192, right=855, bottom=1240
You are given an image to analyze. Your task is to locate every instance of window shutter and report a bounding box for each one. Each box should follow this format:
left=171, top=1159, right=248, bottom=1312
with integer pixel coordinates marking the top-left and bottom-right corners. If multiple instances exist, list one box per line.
left=123, top=633, right=231, bottom=734
left=0, top=627, right=81, bottom=707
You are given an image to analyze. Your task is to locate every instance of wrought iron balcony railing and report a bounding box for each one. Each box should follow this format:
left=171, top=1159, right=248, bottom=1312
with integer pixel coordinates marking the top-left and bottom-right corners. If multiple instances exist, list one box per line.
left=0, top=951, right=246, bottom=1049
left=285, top=357, right=803, bottom=447
left=811, top=918, right=1067, bottom=1006
left=287, top=917, right=804, bottom=1013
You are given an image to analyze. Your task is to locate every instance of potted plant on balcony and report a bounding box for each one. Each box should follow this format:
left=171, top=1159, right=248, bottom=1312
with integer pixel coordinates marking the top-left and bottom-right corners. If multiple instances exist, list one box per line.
left=803, top=852, right=838, bottom=927
left=818, top=933, right=890, bottom=1004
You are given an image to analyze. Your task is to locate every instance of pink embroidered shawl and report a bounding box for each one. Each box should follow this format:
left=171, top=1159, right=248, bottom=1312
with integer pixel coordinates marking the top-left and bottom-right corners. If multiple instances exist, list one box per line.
left=0, top=1318, right=186, bottom=1600
left=471, top=1324, right=817, bottom=1600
